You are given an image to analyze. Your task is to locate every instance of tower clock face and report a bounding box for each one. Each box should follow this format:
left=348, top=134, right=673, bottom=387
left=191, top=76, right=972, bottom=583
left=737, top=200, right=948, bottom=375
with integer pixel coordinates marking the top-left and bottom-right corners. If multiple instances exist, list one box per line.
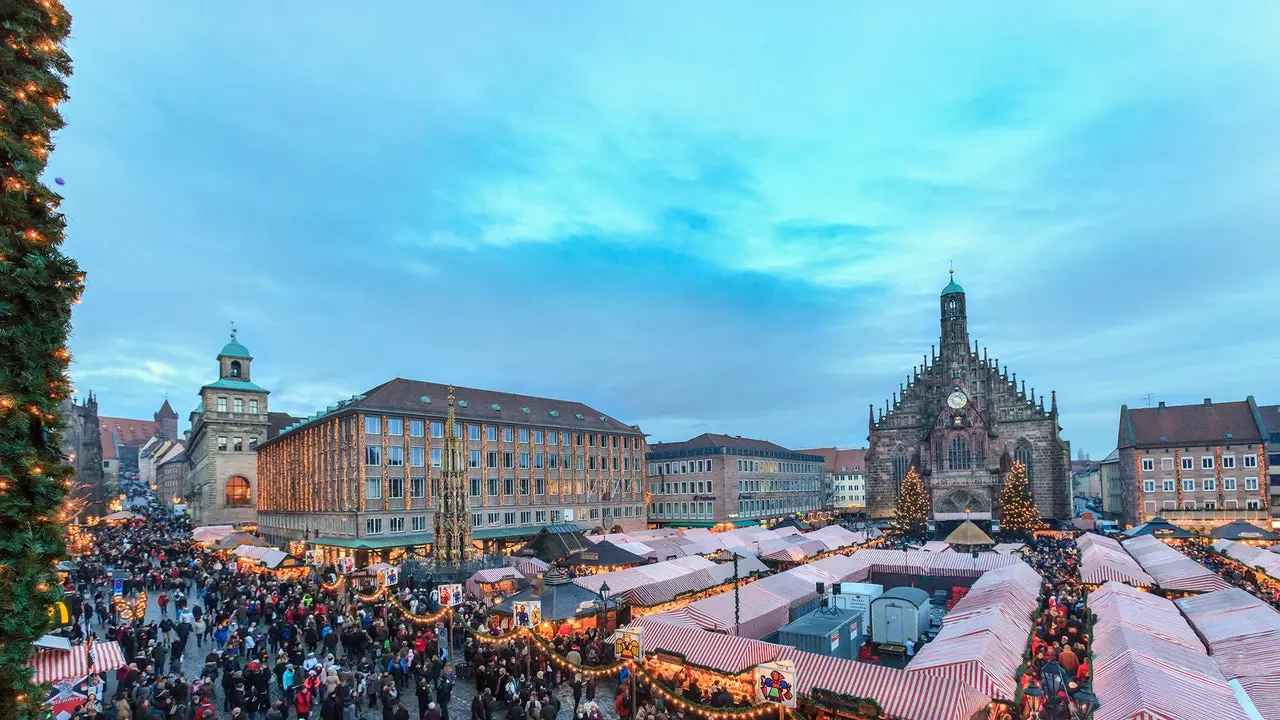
left=947, top=391, right=968, bottom=409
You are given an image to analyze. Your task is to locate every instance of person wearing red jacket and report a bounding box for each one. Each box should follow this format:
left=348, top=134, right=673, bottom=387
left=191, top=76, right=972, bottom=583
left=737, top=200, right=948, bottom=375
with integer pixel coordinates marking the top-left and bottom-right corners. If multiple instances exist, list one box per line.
left=295, top=684, right=313, bottom=718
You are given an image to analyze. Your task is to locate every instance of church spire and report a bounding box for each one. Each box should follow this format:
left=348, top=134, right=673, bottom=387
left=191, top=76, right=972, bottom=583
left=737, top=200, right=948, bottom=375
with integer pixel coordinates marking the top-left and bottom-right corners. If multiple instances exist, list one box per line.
left=434, top=385, right=472, bottom=564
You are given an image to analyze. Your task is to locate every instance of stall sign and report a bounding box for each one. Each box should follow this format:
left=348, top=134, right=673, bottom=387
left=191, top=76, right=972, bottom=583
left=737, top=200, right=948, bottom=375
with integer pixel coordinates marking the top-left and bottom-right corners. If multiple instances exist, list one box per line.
left=438, top=583, right=463, bottom=606
left=378, top=567, right=399, bottom=588
left=513, top=600, right=541, bottom=628
left=336, top=557, right=356, bottom=574
left=306, top=549, right=326, bottom=565
left=755, top=660, right=797, bottom=708
left=112, top=578, right=123, bottom=597
left=615, top=626, right=643, bottom=662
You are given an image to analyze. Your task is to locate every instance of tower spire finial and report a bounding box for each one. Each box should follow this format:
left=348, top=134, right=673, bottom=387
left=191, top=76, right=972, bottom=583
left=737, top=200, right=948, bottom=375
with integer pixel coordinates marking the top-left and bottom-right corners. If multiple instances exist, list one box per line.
left=949, top=260, right=954, bottom=282
left=230, top=321, right=237, bottom=340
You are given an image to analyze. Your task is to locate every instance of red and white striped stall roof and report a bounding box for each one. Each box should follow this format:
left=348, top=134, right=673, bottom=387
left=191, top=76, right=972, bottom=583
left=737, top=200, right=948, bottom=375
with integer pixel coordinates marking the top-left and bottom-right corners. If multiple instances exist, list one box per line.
left=681, top=584, right=791, bottom=639
left=1121, top=535, right=1232, bottom=592
left=1177, top=588, right=1280, bottom=719
left=1089, top=581, right=1253, bottom=720
left=1213, top=539, right=1280, bottom=583
left=1079, top=533, right=1154, bottom=587
left=573, top=556, right=716, bottom=596
left=30, top=641, right=126, bottom=684
left=626, top=617, right=783, bottom=674
left=621, top=568, right=716, bottom=607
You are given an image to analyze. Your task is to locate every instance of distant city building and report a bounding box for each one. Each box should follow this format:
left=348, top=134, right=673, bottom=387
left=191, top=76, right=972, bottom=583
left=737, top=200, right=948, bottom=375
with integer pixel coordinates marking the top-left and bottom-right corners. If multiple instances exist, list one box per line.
left=58, top=393, right=106, bottom=518
left=1258, top=404, right=1280, bottom=528
left=646, top=434, right=825, bottom=527
left=865, top=273, right=1072, bottom=521
left=801, top=447, right=867, bottom=512
left=1116, top=396, right=1271, bottom=530
left=255, top=379, right=646, bottom=560
left=99, top=401, right=174, bottom=490
left=185, top=329, right=270, bottom=527
left=141, top=438, right=186, bottom=508
left=1071, top=459, right=1101, bottom=498
left=1098, top=448, right=1123, bottom=520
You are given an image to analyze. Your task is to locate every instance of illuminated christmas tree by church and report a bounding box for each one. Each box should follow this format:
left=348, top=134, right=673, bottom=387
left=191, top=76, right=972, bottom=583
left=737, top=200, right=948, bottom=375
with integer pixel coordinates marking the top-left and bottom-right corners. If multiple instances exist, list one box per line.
left=895, top=466, right=929, bottom=538
left=999, top=460, right=1043, bottom=536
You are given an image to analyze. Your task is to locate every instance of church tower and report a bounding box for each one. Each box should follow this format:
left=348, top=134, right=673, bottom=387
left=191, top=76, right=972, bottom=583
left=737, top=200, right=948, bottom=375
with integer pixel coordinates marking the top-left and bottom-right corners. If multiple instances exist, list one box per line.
left=939, top=269, right=969, bottom=369
left=154, top=398, right=179, bottom=440
left=433, top=387, right=473, bottom=564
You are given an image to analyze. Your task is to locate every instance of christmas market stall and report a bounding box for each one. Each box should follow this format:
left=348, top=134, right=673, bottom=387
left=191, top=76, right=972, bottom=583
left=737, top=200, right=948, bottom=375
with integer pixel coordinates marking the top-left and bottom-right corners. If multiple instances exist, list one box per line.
left=490, top=566, right=608, bottom=632
left=101, top=510, right=135, bottom=525
left=1210, top=520, right=1280, bottom=543
left=191, top=525, right=236, bottom=545
left=466, top=566, right=525, bottom=599
left=1211, top=538, right=1280, bottom=586
left=505, top=555, right=549, bottom=578
left=623, top=554, right=769, bottom=617
left=942, top=520, right=994, bottom=553
left=1089, top=581, right=1252, bottom=720
left=1121, top=516, right=1195, bottom=539
left=29, top=635, right=126, bottom=685
left=563, top=540, right=647, bottom=574
left=904, top=562, right=1041, bottom=701
left=1122, top=535, right=1232, bottom=593
left=1177, top=588, right=1280, bottom=718
left=215, top=531, right=270, bottom=551
left=514, top=524, right=595, bottom=564
left=1077, top=532, right=1153, bottom=588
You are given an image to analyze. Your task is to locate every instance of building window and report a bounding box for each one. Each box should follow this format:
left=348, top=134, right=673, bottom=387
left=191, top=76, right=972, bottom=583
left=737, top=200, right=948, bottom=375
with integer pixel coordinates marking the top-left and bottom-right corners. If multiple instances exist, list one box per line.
left=469, top=424, right=481, bottom=441
left=535, top=453, right=545, bottom=469
left=487, top=451, right=498, bottom=469
left=1162, top=479, right=1175, bottom=493
left=469, top=450, right=481, bottom=468
left=551, top=510, right=561, bottom=523
left=548, top=431, right=558, bottom=445
left=534, top=430, right=544, bottom=444
left=453, top=421, right=463, bottom=438
left=1245, top=477, right=1259, bottom=491
left=504, top=477, right=514, bottom=496
left=410, top=447, right=425, bottom=467
left=1204, top=500, right=1217, bottom=510
left=487, top=512, right=501, bottom=526
left=411, top=476, right=425, bottom=498
left=469, top=477, right=481, bottom=497
left=1181, top=478, right=1195, bottom=492
left=1204, top=478, right=1217, bottom=491
left=248, top=437, right=258, bottom=450
left=535, top=477, right=545, bottom=495
left=1222, top=455, right=1236, bottom=470
left=229, top=360, right=241, bottom=378
left=1243, top=454, right=1257, bottom=468
left=1224, top=477, right=1237, bottom=491
left=387, top=447, right=404, bottom=467
left=1246, top=499, right=1261, bottom=510
left=410, top=419, right=424, bottom=437
left=1201, top=456, right=1214, bottom=470
left=472, top=513, right=483, bottom=528
left=366, top=518, right=383, bottom=535
left=430, top=448, right=441, bottom=467
left=366, top=446, right=382, bottom=466
left=499, top=427, right=511, bottom=443
left=1181, top=456, right=1194, bottom=471
left=389, top=477, right=404, bottom=499
left=536, top=510, right=548, bottom=523
left=1161, top=457, right=1174, bottom=471
left=430, top=421, right=443, bottom=438
left=365, top=478, right=382, bottom=500
left=949, top=436, right=971, bottom=470
left=1141, top=458, right=1155, bottom=472
left=504, top=511, right=516, bottom=525
left=503, top=452, right=514, bottom=469
left=247, top=399, right=258, bottom=415
left=486, top=426, right=498, bottom=442
left=589, top=508, right=600, bottom=520
left=225, top=476, right=251, bottom=505
left=519, top=428, right=529, bottom=443
left=233, top=398, right=244, bottom=413
left=589, top=456, right=597, bottom=471
left=387, top=418, right=403, bottom=436
left=520, top=511, right=532, bottom=525
left=229, top=437, right=241, bottom=452
left=388, top=517, right=405, bottom=533
left=217, top=397, right=227, bottom=412
left=217, top=436, right=228, bottom=451
left=412, top=515, right=428, bottom=532
left=488, top=477, right=499, bottom=496
left=520, top=452, right=530, bottom=469
left=364, top=416, right=381, bottom=434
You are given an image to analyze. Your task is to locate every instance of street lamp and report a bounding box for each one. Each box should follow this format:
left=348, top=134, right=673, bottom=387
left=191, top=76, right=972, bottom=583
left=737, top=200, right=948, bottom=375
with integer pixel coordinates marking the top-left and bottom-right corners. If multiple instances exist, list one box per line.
left=1041, top=660, right=1066, bottom=699
left=1070, top=688, right=1099, bottom=719
left=598, top=581, right=611, bottom=631
left=1023, top=685, right=1045, bottom=716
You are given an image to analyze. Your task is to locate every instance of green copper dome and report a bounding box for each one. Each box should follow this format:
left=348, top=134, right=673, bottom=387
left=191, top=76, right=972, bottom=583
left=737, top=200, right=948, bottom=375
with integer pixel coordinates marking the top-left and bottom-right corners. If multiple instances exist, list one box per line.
left=942, top=271, right=964, bottom=296
left=219, top=330, right=251, bottom=358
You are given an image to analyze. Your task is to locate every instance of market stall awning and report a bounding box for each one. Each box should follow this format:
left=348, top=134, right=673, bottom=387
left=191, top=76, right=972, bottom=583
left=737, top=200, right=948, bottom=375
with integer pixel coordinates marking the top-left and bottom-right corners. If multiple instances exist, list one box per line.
left=466, top=567, right=524, bottom=597
left=1212, top=539, right=1280, bottom=583
left=1122, top=535, right=1232, bottom=592
left=564, top=540, right=646, bottom=568
left=102, top=511, right=134, bottom=522
left=216, top=532, right=269, bottom=549
left=491, top=567, right=601, bottom=621
left=1122, top=516, right=1196, bottom=538
left=310, top=532, right=433, bottom=550
left=944, top=520, right=994, bottom=546
left=1177, top=586, right=1280, bottom=719
left=1210, top=520, right=1280, bottom=541
left=30, top=640, right=126, bottom=684
left=1078, top=532, right=1153, bottom=587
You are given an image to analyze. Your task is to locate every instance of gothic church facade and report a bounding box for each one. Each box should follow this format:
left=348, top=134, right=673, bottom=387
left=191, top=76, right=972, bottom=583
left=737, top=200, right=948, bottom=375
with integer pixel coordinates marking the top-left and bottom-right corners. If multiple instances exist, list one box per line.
left=865, top=275, right=1072, bottom=520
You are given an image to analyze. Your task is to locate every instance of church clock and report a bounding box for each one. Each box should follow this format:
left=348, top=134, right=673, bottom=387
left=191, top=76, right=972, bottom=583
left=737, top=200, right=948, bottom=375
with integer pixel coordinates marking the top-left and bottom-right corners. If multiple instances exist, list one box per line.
left=947, top=390, right=968, bottom=409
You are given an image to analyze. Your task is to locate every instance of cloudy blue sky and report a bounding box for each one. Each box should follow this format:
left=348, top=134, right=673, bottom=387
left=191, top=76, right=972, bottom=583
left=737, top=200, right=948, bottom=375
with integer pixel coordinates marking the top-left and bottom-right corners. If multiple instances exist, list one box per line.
left=55, top=2, right=1280, bottom=457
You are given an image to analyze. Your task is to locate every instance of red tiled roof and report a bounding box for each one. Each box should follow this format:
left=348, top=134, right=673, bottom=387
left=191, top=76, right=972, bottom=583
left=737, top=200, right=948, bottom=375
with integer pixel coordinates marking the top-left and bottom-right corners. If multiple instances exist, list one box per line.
left=1121, top=400, right=1263, bottom=448
left=652, top=433, right=811, bottom=457
left=834, top=448, right=866, bottom=474
left=99, top=416, right=162, bottom=446
left=799, top=447, right=839, bottom=472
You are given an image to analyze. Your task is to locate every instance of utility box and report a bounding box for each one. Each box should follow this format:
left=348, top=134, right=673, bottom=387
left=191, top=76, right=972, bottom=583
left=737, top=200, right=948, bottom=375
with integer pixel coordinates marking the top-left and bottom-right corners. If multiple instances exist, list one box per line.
left=831, top=582, right=883, bottom=637
left=776, top=606, right=861, bottom=660
left=870, top=587, right=931, bottom=647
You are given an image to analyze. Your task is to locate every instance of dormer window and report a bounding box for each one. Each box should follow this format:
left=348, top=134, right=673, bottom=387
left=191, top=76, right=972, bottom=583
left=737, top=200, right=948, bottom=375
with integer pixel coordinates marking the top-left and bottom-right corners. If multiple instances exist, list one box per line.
left=229, top=360, right=242, bottom=378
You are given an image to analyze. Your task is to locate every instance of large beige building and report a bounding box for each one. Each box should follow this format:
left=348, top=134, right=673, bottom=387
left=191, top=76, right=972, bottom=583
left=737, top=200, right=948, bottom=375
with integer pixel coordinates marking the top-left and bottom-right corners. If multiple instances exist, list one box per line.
left=803, top=447, right=867, bottom=512
left=646, top=434, right=825, bottom=527
left=1115, top=397, right=1271, bottom=530
left=255, top=379, right=647, bottom=559
left=185, top=330, right=270, bottom=527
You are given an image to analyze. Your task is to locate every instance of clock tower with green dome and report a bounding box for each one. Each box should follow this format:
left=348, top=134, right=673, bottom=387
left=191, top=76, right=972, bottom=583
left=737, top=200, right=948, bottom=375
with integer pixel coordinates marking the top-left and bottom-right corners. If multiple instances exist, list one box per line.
left=863, top=271, right=1073, bottom=525
left=185, top=326, right=271, bottom=526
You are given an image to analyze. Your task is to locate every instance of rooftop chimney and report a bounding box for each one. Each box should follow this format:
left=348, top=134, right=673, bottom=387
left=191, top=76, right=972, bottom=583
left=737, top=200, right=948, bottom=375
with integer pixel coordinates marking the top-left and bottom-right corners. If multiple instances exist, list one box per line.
left=1203, top=397, right=1212, bottom=407
left=1157, top=401, right=1166, bottom=411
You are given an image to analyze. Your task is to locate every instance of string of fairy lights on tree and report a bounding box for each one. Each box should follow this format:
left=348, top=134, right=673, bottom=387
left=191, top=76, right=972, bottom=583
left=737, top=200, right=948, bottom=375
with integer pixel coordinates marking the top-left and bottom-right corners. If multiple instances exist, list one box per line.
left=998, top=460, right=1043, bottom=537
left=894, top=466, right=929, bottom=538
left=0, top=2, right=81, bottom=717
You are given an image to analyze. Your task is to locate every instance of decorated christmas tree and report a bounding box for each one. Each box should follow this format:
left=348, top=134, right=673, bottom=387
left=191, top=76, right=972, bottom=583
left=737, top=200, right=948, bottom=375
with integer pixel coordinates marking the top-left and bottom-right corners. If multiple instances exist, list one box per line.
left=0, top=2, right=81, bottom=717
left=895, top=466, right=929, bottom=539
left=999, top=460, right=1043, bottom=537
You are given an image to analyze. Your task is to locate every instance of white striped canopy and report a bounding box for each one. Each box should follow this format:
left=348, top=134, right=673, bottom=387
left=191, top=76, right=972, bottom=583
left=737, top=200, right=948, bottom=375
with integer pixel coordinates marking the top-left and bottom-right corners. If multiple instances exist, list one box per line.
left=1213, top=539, right=1280, bottom=582
left=1089, top=581, right=1251, bottom=720
left=572, top=556, right=715, bottom=596
left=1177, top=588, right=1280, bottom=719
left=1079, top=532, right=1153, bottom=587
left=1121, top=535, right=1232, bottom=592
left=30, top=641, right=126, bottom=684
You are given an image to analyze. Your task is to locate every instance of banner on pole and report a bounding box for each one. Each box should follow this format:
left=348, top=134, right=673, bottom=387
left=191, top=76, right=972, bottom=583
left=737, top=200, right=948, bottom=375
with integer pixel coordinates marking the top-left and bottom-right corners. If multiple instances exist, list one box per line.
left=378, top=567, right=399, bottom=588
left=439, top=583, right=463, bottom=606
left=614, top=626, right=643, bottom=662
left=336, top=557, right=356, bottom=574
left=513, top=600, right=541, bottom=628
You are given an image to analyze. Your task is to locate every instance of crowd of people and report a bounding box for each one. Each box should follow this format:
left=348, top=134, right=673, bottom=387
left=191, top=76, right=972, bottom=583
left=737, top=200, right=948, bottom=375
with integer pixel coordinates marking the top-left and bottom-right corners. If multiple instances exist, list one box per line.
left=1180, top=541, right=1280, bottom=610
left=1017, top=535, right=1092, bottom=720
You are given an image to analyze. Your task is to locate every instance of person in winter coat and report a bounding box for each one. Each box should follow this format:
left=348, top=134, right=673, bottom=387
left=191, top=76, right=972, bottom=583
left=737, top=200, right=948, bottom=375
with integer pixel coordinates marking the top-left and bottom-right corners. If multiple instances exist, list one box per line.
left=471, top=688, right=491, bottom=720
left=295, top=685, right=313, bottom=718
